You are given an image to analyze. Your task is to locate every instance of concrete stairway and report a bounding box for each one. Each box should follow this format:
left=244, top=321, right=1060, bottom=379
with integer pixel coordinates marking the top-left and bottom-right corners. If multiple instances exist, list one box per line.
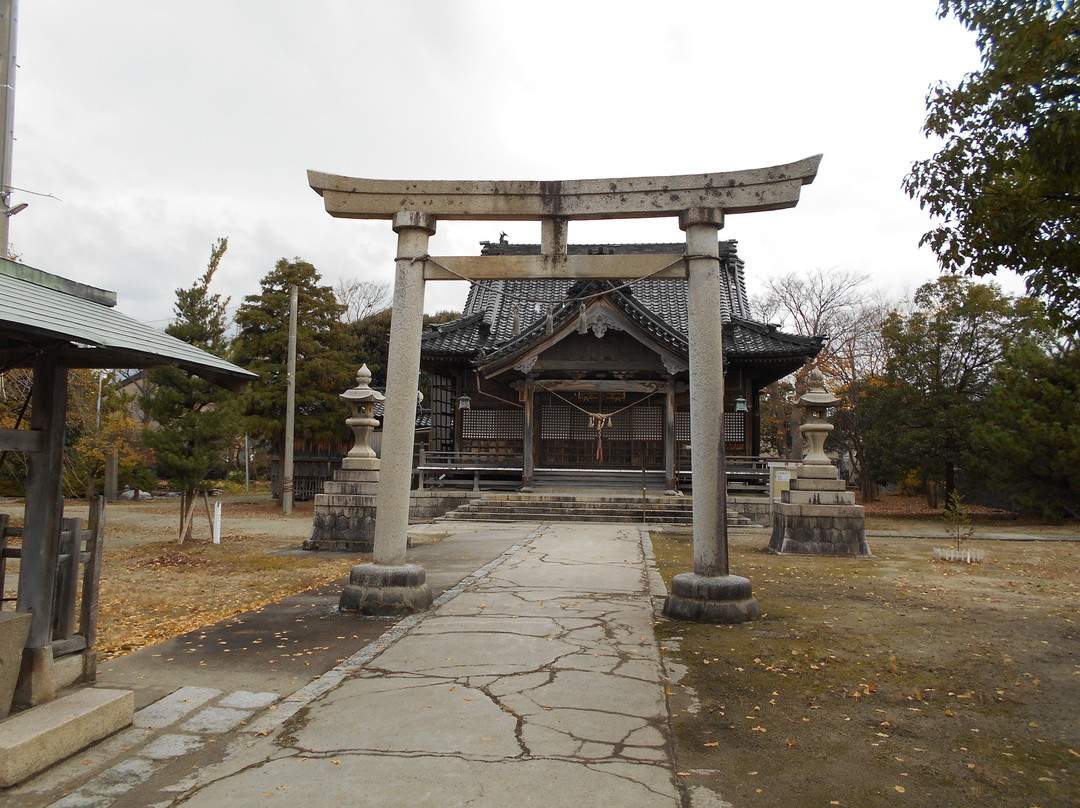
left=532, top=469, right=667, bottom=492
left=437, top=492, right=762, bottom=528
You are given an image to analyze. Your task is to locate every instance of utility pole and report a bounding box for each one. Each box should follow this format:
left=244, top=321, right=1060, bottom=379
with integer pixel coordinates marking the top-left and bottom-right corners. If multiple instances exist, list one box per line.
left=0, top=0, right=18, bottom=256
left=282, top=284, right=298, bottom=514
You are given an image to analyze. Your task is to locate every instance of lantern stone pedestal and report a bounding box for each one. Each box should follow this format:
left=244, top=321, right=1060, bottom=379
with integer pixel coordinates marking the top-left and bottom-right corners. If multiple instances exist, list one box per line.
left=768, top=369, right=871, bottom=557
left=304, top=366, right=382, bottom=553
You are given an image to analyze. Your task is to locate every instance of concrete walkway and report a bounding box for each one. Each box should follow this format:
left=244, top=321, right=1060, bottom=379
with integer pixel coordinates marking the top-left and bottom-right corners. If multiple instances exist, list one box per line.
left=7, top=522, right=681, bottom=808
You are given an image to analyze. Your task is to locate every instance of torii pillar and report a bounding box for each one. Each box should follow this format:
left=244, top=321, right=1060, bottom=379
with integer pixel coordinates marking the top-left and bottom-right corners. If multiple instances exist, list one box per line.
left=309, top=157, right=821, bottom=620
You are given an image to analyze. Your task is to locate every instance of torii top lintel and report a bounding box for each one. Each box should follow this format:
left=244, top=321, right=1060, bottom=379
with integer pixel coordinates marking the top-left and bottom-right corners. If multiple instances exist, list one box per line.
left=307, top=155, right=821, bottom=222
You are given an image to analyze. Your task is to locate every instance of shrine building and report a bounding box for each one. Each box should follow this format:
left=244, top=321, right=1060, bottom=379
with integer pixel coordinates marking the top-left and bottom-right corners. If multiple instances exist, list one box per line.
left=418, top=239, right=824, bottom=494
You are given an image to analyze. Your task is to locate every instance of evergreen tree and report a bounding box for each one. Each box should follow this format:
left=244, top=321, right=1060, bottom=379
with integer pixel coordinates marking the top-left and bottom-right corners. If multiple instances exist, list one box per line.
left=143, top=238, right=240, bottom=541
left=232, top=258, right=356, bottom=460
left=351, top=307, right=393, bottom=388
left=968, top=340, right=1080, bottom=521
left=860, top=275, right=1048, bottom=502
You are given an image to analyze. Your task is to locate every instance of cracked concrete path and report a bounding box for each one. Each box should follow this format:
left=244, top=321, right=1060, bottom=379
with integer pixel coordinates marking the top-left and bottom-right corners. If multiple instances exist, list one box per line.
left=174, top=523, right=677, bottom=807
left=7, top=522, right=680, bottom=808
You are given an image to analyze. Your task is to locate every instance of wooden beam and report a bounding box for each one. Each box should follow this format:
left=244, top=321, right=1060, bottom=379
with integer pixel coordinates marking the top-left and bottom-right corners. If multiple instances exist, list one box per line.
left=535, top=379, right=667, bottom=393
left=0, top=428, right=42, bottom=453
left=422, top=254, right=686, bottom=281
left=309, top=156, right=822, bottom=222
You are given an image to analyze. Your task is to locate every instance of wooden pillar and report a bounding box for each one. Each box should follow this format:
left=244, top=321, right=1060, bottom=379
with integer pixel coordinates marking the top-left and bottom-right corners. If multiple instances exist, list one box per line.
left=17, top=351, right=67, bottom=704
left=453, top=373, right=464, bottom=456
left=751, top=381, right=762, bottom=456
left=521, top=379, right=535, bottom=491
left=664, top=380, right=677, bottom=494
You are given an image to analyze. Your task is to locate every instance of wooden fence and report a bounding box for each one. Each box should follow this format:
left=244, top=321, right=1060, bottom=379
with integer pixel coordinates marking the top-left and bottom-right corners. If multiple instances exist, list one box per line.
left=0, top=498, right=106, bottom=659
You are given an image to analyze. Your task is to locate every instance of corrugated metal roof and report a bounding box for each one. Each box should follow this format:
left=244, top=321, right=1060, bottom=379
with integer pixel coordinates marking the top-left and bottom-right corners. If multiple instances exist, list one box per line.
left=0, top=259, right=257, bottom=392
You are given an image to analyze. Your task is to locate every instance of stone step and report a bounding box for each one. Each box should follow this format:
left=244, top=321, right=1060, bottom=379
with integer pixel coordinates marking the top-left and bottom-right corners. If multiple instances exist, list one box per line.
left=454, top=501, right=694, bottom=514
left=441, top=510, right=763, bottom=530
left=438, top=495, right=761, bottom=528
left=0, top=688, right=133, bottom=787
left=449, top=504, right=695, bottom=518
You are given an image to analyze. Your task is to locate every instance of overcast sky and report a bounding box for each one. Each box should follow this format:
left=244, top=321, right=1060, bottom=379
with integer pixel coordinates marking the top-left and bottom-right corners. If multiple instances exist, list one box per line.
left=8, top=1, right=1019, bottom=330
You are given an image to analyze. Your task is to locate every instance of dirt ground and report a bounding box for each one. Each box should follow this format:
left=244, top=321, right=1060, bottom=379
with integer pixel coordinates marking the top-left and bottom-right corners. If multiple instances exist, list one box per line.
left=651, top=527, right=1080, bottom=808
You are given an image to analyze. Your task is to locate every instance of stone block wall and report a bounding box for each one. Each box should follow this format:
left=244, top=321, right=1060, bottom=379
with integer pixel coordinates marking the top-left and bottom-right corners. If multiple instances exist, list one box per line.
left=408, top=490, right=472, bottom=522
left=768, top=502, right=871, bottom=556
left=729, top=496, right=770, bottom=526
left=304, top=494, right=376, bottom=552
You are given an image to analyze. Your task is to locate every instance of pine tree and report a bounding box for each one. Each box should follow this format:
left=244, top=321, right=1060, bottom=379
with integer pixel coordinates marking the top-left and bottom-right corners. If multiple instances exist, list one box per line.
left=232, top=258, right=356, bottom=465
left=968, top=340, right=1080, bottom=521
left=143, top=238, right=240, bottom=541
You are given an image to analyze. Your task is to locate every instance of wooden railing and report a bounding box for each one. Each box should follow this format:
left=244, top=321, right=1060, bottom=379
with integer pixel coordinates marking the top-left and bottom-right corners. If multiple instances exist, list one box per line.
left=412, top=450, right=777, bottom=495
left=0, top=498, right=106, bottom=659
left=678, top=455, right=773, bottom=494
left=414, top=448, right=524, bottom=492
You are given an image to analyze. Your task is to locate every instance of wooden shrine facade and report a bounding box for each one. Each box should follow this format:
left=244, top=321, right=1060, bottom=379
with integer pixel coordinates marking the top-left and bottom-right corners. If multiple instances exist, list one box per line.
left=420, top=240, right=824, bottom=492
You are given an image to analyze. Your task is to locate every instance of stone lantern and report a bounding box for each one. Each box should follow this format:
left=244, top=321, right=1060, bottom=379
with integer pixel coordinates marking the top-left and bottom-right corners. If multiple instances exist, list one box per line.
left=768, top=368, right=871, bottom=556
left=304, top=364, right=385, bottom=553
left=341, top=364, right=384, bottom=470
left=797, top=368, right=840, bottom=467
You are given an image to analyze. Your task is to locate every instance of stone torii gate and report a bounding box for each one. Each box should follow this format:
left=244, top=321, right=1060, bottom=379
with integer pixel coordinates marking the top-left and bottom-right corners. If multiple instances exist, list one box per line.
left=309, top=156, right=821, bottom=622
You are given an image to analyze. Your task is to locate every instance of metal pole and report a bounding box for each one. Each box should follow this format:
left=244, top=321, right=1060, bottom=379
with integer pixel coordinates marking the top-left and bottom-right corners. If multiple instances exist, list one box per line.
left=282, top=284, right=298, bottom=514
left=0, top=0, right=18, bottom=255
left=244, top=432, right=249, bottom=494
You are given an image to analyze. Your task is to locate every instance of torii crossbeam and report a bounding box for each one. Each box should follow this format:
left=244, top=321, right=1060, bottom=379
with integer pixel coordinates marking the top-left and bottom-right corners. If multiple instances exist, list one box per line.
left=309, top=156, right=821, bottom=621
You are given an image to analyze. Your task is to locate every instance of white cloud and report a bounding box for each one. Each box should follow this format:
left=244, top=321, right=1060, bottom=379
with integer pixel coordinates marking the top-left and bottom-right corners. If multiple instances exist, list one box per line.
left=8, top=0, right=1025, bottom=330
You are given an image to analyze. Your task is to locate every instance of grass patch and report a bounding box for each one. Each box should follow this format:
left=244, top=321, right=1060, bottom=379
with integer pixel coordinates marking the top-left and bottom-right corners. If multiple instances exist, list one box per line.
left=96, top=535, right=359, bottom=659
left=652, top=529, right=1080, bottom=808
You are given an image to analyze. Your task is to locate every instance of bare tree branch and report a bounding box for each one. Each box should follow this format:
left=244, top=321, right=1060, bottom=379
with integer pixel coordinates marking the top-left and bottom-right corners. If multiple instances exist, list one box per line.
left=334, top=277, right=391, bottom=323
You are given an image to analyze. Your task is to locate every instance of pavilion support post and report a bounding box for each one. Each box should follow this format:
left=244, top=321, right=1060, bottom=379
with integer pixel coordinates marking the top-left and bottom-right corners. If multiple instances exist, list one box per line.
left=340, top=212, right=434, bottom=616
left=664, top=380, right=677, bottom=495
left=521, top=379, right=535, bottom=492
left=663, top=209, right=760, bottom=624
left=15, top=351, right=67, bottom=704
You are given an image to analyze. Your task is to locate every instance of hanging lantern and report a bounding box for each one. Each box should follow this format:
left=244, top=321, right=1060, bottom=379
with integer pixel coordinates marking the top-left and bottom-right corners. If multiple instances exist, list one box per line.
left=457, top=394, right=472, bottom=411
left=734, top=397, right=748, bottom=413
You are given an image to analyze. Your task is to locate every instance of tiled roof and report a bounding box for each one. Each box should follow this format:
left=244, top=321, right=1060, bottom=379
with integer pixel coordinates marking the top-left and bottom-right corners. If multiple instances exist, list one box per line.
left=421, top=241, right=822, bottom=365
